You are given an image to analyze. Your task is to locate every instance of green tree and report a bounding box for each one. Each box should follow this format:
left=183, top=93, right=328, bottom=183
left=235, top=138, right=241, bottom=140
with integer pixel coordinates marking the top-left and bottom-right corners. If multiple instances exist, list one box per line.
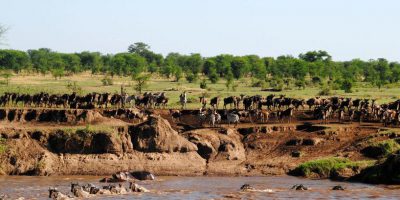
left=225, top=68, right=234, bottom=90
left=132, top=73, right=150, bottom=94
left=185, top=53, right=203, bottom=74
left=128, top=42, right=163, bottom=66
left=299, top=50, right=331, bottom=62
left=77, top=51, right=103, bottom=73
left=202, top=59, right=216, bottom=75
left=208, top=67, right=219, bottom=84
left=51, top=67, right=65, bottom=80
left=246, top=55, right=266, bottom=79
left=0, top=50, right=30, bottom=73
left=214, top=54, right=233, bottom=77
left=186, top=72, right=198, bottom=83
left=61, top=53, right=81, bottom=73
left=0, top=70, right=13, bottom=85
left=231, top=56, right=250, bottom=79
left=341, top=79, right=353, bottom=93
left=174, top=66, right=183, bottom=82
left=371, top=58, right=391, bottom=89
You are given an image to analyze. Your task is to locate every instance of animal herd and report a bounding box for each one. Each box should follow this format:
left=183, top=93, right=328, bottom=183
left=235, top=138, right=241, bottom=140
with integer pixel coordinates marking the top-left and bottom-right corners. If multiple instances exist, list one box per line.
left=0, top=92, right=168, bottom=109
left=189, top=94, right=400, bottom=127
left=1, top=91, right=400, bottom=127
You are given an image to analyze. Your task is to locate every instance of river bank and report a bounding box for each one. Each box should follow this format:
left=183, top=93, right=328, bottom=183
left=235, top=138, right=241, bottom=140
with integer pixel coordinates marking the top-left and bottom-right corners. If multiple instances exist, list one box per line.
left=0, top=108, right=399, bottom=184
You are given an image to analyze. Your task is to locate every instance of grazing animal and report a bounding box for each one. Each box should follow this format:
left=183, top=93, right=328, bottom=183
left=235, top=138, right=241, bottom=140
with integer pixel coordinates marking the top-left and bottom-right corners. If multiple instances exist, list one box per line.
left=199, top=96, right=208, bottom=109
left=129, top=182, right=149, bottom=192
left=258, top=109, right=270, bottom=123
left=223, top=96, right=239, bottom=109
left=291, top=184, right=308, bottom=190
left=278, top=107, right=294, bottom=123
left=49, top=188, right=72, bottom=200
left=179, top=92, right=187, bottom=109
left=225, top=110, right=240, bottom=127
left=210, top=97, right=220, bottom=109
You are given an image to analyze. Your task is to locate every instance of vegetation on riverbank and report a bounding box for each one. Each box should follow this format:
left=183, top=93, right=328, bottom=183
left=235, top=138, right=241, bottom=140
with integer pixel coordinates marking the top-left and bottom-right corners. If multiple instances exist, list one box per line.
left=355, top=153, right=400, bottom=184
left=362, top=138, right=400, bottom=158
left=1, top=42, right=400, bottom=97
left=289, top=157, right=374, bottom=179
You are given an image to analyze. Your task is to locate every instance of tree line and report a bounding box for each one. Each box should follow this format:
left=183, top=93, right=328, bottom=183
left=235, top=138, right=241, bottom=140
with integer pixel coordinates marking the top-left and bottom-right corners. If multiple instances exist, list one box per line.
left=1, top=42, right=400, bottom=91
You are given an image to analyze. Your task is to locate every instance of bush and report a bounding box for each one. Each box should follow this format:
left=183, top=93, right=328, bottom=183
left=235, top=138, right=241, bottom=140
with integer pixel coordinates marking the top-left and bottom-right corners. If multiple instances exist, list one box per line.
left=290, top=157, right=373, bottom=178
left=208, top=68, right=219, bottom=84
left=295, top=79, right=306, bottom=89
left=101, top=76, right=113, bottom=86
left=361, top=139, right=400, bottom=158
left=341, top=80, right=353, bottom=93
left=66, top=81, right=83, bottom=94
left=251, top=78, right=267, bottom=88
left=186, top=72, right=198, bottom=83
left=318, top=86, right=332, bottom=96
left=200, top=79, right=207, bottom=89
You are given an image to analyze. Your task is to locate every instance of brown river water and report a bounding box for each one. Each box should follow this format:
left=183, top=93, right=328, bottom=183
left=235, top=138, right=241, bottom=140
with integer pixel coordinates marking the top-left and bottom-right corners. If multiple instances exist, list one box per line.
left=0, top=175, right=399, bottom=199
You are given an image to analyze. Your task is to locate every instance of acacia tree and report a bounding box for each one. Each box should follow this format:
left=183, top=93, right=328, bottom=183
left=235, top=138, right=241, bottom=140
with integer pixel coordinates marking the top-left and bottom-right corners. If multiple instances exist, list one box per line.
left=133, top=73, right=150, bottom=94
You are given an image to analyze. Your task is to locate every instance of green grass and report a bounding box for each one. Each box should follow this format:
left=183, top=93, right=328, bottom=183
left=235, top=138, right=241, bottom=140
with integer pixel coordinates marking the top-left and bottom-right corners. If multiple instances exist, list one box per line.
left=1, top=72, right=400, bottom=109
left=363, top=139, right=400, bottom=158
left=291, top=157, right=374, bottom=178
left=0, top=137, right=7, bottom=154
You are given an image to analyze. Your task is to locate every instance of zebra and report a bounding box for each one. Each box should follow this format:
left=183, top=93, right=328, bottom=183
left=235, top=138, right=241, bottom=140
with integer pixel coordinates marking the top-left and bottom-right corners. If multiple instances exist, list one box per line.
left=225, top=110, right=240, bottom=127
left=180, top=92, right=187, bottom=109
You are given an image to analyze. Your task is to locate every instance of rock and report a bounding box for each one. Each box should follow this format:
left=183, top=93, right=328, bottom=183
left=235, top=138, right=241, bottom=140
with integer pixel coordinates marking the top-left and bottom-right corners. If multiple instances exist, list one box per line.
left=183, top=128, right=245, bottom=162
left=130, top=115, right=197, bottom=153
left=332, top=185, right=345, bottom=190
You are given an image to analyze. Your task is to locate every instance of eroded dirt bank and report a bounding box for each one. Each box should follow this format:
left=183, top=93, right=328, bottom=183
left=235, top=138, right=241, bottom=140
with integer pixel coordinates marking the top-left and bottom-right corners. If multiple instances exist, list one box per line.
left=0, top=108, right=396, bottom=179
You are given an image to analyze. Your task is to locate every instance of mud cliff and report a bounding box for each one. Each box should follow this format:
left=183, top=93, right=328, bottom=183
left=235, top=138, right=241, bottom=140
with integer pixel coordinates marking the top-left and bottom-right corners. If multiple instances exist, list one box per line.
left=0, top=109, right=392, bottom=181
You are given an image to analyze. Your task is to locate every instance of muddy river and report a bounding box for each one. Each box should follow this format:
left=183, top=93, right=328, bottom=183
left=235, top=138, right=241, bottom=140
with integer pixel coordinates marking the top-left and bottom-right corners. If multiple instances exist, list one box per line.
left=0, top=176, right=399, bottom=199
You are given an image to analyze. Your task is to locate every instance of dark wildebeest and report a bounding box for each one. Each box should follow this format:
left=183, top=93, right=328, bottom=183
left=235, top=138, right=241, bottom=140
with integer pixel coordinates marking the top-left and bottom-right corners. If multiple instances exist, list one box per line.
left=210, top=97, right=220, bottom=109
left=224, top=96, right=240, bottom=109
left=278, top=107, right=294, bottom=123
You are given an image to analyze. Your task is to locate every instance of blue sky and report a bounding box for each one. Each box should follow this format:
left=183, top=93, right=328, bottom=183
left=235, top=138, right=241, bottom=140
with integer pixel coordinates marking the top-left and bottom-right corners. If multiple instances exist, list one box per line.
left=0, top=0, right=399, bottom=61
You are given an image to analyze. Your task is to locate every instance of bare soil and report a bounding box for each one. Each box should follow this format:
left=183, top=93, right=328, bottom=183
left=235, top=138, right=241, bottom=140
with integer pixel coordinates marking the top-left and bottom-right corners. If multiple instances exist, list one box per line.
left=0, top=108, right=399, bottom=177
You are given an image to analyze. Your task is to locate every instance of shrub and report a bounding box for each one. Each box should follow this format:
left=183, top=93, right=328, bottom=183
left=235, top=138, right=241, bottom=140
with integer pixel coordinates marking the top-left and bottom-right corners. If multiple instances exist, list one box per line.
left=200, top=79, right=207, bottom=89
left=362, top=139, right=400, bottom=158
left=290, top=157, right=373, bottom=178
left=295, top=79, right=306, bottom=89
left=208, top=68, right=219, bottom=84
left=186, top=72, right=198, bottom=83
left=341, top=79, right=353, bottom=93
left=66, top=81, right=83, bottom=94
left=0, top=137, right=7, bottom=154
left=318, top=86, right=332, bottom=96
left=101, top=76, right=113, bottom=86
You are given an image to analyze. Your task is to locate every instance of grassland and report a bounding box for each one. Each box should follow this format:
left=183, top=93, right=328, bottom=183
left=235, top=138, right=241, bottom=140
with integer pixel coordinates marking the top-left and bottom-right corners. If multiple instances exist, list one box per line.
left=1, top=72, right=400, bottom=109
